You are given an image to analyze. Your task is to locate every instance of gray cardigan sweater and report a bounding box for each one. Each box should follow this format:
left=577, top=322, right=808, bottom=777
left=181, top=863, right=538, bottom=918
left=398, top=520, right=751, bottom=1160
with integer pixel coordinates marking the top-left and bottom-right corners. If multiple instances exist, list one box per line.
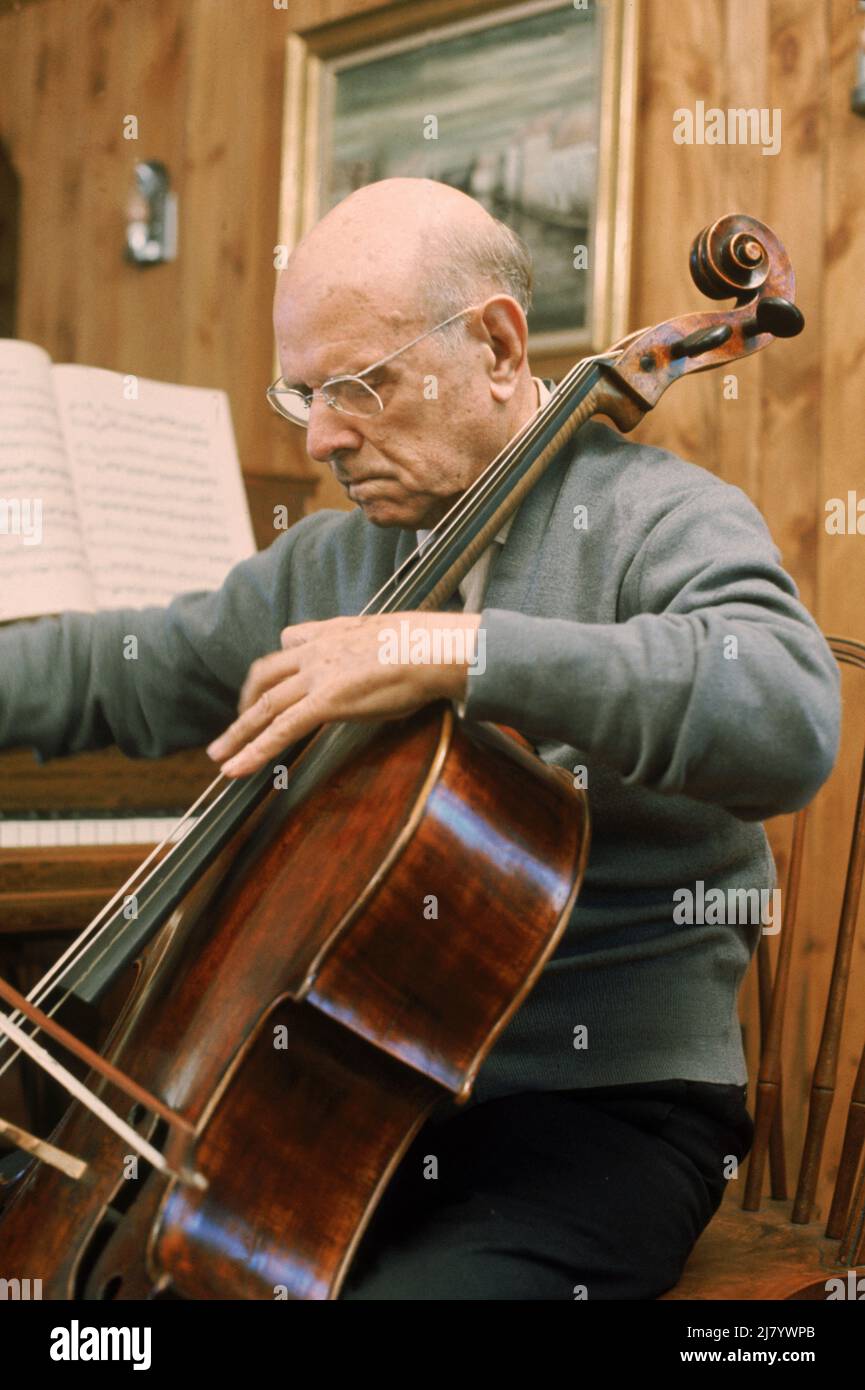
left=0, top=420, right=841, bottom=1103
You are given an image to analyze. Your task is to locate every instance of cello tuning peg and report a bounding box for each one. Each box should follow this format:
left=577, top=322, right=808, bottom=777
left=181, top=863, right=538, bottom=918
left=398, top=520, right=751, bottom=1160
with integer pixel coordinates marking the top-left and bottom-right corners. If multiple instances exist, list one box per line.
left=744, top=296, right=805, bottom=339
left=669, top=323, right=733, bottom=360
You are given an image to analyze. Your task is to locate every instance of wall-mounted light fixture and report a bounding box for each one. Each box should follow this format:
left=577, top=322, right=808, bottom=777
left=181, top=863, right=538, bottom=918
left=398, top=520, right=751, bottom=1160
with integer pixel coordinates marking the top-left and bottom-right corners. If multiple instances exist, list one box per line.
left=125, top=160, right=178, bottom=266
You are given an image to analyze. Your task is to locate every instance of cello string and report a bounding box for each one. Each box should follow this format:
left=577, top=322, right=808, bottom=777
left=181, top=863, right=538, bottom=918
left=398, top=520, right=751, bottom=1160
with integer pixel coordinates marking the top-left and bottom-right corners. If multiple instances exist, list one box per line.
left=0, top=350, right=613, bottom=1076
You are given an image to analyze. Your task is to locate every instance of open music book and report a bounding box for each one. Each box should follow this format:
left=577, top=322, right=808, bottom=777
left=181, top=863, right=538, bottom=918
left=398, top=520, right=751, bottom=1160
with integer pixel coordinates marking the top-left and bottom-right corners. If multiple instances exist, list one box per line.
left=0, top=339, right=256, bottom=623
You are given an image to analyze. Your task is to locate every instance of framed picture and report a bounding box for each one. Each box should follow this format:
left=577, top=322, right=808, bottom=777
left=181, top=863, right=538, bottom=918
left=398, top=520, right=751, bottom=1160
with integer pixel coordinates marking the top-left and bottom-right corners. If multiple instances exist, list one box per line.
left=279, top=0, right=638, bottom=359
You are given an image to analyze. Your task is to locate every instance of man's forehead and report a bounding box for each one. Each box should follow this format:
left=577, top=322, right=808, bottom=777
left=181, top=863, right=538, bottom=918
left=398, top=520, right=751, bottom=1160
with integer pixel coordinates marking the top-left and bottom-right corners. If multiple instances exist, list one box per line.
left=274, top=281, right=422, bottom=381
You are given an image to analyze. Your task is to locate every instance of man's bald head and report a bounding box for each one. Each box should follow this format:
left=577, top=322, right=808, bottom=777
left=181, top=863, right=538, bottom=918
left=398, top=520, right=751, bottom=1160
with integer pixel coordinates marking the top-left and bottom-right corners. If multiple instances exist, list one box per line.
left=277, top=178, right=532, bottom=337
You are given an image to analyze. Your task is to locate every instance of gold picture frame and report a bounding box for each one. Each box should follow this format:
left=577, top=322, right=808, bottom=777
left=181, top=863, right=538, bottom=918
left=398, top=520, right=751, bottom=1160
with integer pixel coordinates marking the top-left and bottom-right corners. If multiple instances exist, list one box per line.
left=277, top=0, right=638, bottom=372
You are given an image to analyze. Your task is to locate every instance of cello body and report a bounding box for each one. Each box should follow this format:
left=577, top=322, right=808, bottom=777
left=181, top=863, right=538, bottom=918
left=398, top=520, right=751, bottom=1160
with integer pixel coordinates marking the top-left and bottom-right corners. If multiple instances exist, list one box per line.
left=0, top=704, right=588, bottom=1299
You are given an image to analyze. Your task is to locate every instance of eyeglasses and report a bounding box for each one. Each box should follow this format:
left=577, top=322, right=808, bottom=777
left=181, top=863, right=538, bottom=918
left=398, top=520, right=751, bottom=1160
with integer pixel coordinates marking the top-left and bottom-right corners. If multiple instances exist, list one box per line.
left=266, top=304, right=479, bottom=428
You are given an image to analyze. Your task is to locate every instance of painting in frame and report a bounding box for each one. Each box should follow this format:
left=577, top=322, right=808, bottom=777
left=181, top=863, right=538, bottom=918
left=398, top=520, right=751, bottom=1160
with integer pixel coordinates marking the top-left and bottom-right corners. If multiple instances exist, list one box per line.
left=279, top=0, right=638, bottom=361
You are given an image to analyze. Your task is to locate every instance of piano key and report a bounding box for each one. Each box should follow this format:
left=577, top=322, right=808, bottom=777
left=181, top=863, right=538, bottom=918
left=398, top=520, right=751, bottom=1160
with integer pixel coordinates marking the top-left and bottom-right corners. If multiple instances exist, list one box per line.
left=2, top=821, right=19, bottom=848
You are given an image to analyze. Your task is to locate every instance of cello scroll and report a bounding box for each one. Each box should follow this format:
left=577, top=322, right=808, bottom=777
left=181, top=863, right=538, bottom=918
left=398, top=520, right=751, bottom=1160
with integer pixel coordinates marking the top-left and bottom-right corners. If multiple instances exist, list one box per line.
left=596, top=213, right=805, bottom=431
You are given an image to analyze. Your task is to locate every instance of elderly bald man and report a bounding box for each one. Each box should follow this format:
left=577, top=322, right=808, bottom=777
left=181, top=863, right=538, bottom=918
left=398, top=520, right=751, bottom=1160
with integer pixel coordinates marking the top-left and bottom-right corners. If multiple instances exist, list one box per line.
left=0, top=178, right=840, bottom=1301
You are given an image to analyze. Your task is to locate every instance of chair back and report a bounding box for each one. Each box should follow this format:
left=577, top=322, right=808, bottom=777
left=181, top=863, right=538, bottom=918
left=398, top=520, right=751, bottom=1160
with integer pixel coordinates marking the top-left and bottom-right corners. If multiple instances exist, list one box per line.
left=745, top=635, right=865, bottom=1270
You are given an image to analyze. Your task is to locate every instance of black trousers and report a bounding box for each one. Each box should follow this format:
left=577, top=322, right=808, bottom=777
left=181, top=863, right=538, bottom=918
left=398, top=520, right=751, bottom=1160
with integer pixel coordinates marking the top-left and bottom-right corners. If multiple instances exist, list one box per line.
left=339, top=1079, right=754, bottom=1300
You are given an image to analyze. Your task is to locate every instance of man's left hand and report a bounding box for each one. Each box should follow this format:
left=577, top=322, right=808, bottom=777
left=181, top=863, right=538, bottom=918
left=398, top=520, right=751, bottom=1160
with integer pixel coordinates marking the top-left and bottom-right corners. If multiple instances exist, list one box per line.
left=206, top=611, right=482, bottom=777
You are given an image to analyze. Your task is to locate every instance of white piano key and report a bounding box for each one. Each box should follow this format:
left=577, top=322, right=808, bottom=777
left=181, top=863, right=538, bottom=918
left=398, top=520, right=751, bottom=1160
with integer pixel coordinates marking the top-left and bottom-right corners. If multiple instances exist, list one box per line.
left=36, top=820, right=59, bottom=847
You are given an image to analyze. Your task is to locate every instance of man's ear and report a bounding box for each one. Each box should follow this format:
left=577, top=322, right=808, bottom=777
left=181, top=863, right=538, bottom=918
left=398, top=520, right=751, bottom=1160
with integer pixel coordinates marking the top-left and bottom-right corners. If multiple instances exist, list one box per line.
left=475, top=295, right=529, bottom=403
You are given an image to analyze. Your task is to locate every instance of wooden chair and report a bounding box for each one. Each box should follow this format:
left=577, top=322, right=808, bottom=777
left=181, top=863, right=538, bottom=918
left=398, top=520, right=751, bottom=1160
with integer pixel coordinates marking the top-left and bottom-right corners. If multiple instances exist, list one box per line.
left=661, top=635, right=865, bottom=1300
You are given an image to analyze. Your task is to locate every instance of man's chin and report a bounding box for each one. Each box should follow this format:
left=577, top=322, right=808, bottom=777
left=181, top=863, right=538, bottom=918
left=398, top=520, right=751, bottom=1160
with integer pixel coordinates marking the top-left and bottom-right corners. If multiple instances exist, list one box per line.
left=354, top=496, right=430, bottom=529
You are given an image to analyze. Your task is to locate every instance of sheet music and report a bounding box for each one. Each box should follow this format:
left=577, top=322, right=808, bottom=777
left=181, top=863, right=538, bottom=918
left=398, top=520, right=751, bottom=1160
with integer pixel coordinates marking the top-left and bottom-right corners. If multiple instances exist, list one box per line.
left=0, top=341, right=94, bottom=622
left=52, top=365, right=256, bottom=609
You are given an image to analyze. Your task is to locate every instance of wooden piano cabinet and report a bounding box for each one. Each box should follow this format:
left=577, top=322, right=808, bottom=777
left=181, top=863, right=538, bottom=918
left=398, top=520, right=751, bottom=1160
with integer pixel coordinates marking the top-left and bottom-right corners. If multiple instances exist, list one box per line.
left=0, top=844, right=160, bottom=935
left=0, top=743, right=216, bottom=816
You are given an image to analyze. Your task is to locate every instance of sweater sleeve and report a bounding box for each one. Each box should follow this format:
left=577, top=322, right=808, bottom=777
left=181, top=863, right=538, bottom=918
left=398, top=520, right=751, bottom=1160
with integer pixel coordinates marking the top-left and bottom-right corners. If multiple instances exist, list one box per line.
left=461, top=484, right=841, bottom=820
left=0, top=534, right=296, bottom=763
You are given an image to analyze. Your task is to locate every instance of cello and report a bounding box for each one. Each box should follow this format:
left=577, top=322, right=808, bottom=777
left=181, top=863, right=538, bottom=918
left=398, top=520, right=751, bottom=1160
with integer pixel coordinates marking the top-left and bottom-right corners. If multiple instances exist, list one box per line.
left=0, top=215, right=804, bottom=1299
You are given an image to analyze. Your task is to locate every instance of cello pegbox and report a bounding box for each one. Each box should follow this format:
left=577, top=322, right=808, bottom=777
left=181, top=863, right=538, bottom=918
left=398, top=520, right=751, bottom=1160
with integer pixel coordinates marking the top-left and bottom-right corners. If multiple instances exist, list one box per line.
left=595, top=213, right=804, bottom=429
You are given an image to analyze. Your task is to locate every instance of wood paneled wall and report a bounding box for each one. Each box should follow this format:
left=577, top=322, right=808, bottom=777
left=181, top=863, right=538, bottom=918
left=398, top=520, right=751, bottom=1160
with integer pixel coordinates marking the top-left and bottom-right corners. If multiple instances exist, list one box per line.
left=0, top=0, right=320, bottom=541
left=1, top=0, right=863, bottom=1227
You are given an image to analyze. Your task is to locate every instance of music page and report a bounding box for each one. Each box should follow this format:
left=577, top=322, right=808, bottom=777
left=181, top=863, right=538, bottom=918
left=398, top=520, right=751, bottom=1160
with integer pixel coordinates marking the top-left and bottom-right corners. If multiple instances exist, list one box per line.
left=0, top=340, right=93, bottom=622
left=52, top=365, right=256, bottom=609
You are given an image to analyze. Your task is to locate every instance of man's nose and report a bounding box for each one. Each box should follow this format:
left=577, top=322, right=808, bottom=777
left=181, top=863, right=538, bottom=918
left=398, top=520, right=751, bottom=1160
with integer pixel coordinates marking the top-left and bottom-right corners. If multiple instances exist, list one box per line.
left=305, top=397, right=363, bottom=464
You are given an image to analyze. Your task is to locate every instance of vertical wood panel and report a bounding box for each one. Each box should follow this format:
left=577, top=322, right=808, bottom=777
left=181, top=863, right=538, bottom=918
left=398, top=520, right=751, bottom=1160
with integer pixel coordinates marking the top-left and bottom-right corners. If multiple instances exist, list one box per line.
left=760, top=0, right=826, bottom=612
left=756, top=0, right=831, bottom=1215
left=716, top=0, right=769, bottom=506
left=627, top=0, right=726, bottom=471
left=180, top=0, right=290, bottom=480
